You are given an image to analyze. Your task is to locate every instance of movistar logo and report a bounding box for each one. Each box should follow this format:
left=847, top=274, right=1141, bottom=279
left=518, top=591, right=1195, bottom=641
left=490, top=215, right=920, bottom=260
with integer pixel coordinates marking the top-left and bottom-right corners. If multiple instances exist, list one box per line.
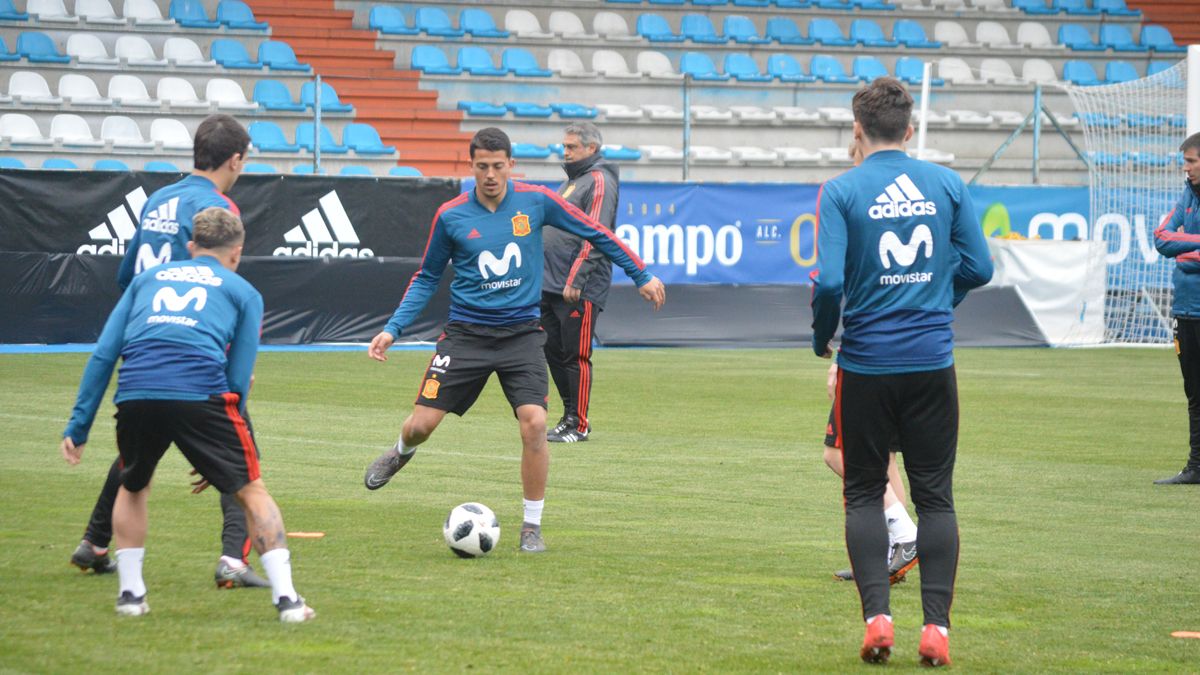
left=478, top=242, right=522, bottom=279
left=879, top=224, right=933, bottom=269
left=152, top=286, right=208, bottom=312
left=869, top=174, right=937, bottom=220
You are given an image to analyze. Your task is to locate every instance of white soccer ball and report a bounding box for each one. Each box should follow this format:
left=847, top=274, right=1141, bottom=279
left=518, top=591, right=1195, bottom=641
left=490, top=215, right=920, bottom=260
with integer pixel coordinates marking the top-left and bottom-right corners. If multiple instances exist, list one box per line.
left=443, top=502, right=500, bottom=558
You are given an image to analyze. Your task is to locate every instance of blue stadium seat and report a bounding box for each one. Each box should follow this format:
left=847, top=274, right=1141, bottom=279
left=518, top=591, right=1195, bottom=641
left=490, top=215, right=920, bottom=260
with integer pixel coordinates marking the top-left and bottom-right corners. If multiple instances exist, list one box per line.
left=808, top=19, right=855, bottom=47
left=389, top=166, right=423, bottom=177
left=680, top=52, right=729, bottom=81
left=300, top=81, right=354, bottom=113
left=501, top=48, right=552, bottom=77
left=218, top=0, right=268, bottom=30
left=1076, top=112, right=1120, bottom=127
left=93, top=159, right=130, bottom=171
left=1099, top=24, right=1145, bottom=52
left=649, top=0, right=685, bottom=5
left=1141, top=25, right=1186, bottom=53
left=512, top=143, right=552, bottom=159
left=1058, top=0, right=1099, bottom=14
left=505, top=102, right=554, bottom=118
left=1104, top=60, right=1139, bottom=83
left=692, top=0, right=727, bottom=5
left=1147, top=61, right=1173, bottom=76
left=850, top=19, right=899, bottom=47
left=296, top=122, right=349, bottom=154
left=1095, top=0, right=1138, bottom=15
left=411, top=46, right=462, bottom=75
left=0, top=36, right=19, bottom=61
left=723, top=15, right=769, bottom=44
left=602, top=146, right=642, bottom=161
left=814, top=0, right=854, bottom=10
left=259, top=41, right=310, bottom=72
left=551, top=102, right=599, bottom=118
left=893, top=20, right=941, bottom=48
left=460, top=9, right=509, bottom=38
left=637, top=14, right=685, bottom=42
left=810, top=55, right=858, bottom=84
left=681, top=14, right=727, bottom=43
left=1131, top=151, right=1172, bottom=167
left=457, top=46, right=509, bottom=76
left=0, top=157, right=25, bottom=169
left=292, top=165, right=326, bottom=174
left=1058, top=24, right=1104, bottom=51
left=723, top=53, right=772, bottom=82
left=1124, top=113, right=1167, bottom=127
left=853, top=56, right=889, bottom=82
left=774, top=0, right=812, bottom=6
left=1088, top=151, right=1127, bottom=166
left=243, top=162, right=277, bottom=173
left=767, top=53, right=817, bottom=82
left=851, top=0, right=894, bottom=10
left=457, top=100, right=508, bottom=116
left=606, top=0, right=642, bottom=3
left=1063, top=60, right=1101, bottom=85
left=369, top=6, right=417, bottom=35
left=1012, top=0, right=1059, bottom=14
left=0, top=0, right=28, bottom=20
left=248, top=121, right=301, bottom=152
left=17, top=32, right=71, bottom=63
left=42, top=158, right=78, bottom=170
left=144, top=161, right=180, bottom=172
left=895, top=57, right=944, bottom=86
left=414, top=7, right=464, bottom=37
left=765, top=18, right=813, bottom=45
left=253, top=80, right=305, bottom=111
left=212, top=39, right=262, bottom=69
left=169, top=0, right=220, bottom=28
left=732, top=0, right=770, bottom=6
left=339, top=165, right=374, bottom=176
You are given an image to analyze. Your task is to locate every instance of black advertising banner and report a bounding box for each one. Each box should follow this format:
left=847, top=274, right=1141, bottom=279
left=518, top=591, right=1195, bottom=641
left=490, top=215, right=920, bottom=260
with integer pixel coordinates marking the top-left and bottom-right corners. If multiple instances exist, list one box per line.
left=0, top=170, right=460, bottom=257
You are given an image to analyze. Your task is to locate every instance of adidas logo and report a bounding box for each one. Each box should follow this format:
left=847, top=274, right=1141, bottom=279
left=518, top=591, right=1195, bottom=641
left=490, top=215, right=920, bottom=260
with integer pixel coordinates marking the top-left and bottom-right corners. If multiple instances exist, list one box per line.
left=569, top=310, right=581, bottom=318
left=77, top=187, right=149, bottom=255
left=140, top=197, right=180, bottom=235
left=468, top=228, right=482, bottom=239
left=868, top=174, right=937, bottom=220
left=273, top=190, right=374, bottom=258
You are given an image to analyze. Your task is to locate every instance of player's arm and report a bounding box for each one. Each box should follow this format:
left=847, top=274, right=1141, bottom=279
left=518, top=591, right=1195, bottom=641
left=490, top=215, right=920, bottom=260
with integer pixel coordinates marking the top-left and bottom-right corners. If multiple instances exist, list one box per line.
left=225, top=291, right=263, bottom=406
left=949, top=183, right=994, bottom=304
left=564, top=173, right=618, bottom=297
left=115, top=229, right=141, bottom=290
left=1154, top=199, right=1200, bottom=258
left=61, top=286, right=134, bottom=463
left=811, top=184, right=846, bottom=358
left=370, top=214, right=453, bottom=361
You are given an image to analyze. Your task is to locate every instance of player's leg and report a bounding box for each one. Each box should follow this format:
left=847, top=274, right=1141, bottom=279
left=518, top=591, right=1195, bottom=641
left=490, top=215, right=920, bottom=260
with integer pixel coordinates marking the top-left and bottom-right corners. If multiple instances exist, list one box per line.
left=70, top=457, right=121, bottom=574
left=541, top=292, right=573, bottom=437
left=550, top=299, right=596, bottom=442
left=214, top=491, right=269, bottom=588
left=496, top=321, right=552, bottom=553
left=1157, top=317, right=1200, bottom=484
left=884, top=450, right=919, bottom=584
left=232, top=479, right=312, bottom=621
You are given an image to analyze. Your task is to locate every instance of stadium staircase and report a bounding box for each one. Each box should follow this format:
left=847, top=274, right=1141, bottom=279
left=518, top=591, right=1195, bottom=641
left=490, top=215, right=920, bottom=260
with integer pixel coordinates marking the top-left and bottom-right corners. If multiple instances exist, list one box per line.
left=1127, top=0, right=1200, bottom=44
left=243, top=0, right=471, bottom=176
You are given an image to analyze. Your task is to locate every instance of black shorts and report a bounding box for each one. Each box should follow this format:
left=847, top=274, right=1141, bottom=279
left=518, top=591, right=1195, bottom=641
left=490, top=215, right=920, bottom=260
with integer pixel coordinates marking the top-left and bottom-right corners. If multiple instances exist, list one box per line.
left=415, top=320, right=548, bottom=416
left=115, top=394, right=260, bottom=494
left=824, top=405, right=901, bottom=453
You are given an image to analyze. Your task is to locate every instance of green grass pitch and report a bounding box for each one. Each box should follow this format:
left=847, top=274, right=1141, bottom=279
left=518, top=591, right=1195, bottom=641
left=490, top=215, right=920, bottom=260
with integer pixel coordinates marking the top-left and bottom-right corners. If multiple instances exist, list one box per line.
left=1, top=347, right=1198, bottom=672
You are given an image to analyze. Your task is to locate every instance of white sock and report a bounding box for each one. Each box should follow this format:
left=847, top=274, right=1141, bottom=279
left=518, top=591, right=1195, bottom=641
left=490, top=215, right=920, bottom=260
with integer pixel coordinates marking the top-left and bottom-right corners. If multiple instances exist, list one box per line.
left=522, top=499, right=544, bottom=527
left=220, top=555, right=247, bottom=569
left=397, top=436, right=416, bottom=456
left=115, top=548, right=147, bottom=598
left=885, top=503, right=917, bottom=544
left=260, top=548, right=298, bottom=605
left=866, top=614, right=893, bottom=625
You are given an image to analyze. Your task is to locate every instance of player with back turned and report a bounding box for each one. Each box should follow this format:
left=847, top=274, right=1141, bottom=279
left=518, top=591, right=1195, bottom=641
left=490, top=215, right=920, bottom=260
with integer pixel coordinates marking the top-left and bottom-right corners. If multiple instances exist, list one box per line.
left=811, top=78, right=993, bottom=667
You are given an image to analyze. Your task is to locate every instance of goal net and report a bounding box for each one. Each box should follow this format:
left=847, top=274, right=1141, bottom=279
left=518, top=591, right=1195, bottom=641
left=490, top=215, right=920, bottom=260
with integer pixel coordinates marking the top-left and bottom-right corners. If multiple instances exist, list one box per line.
left=1061, top=58, right=1190, bottom=344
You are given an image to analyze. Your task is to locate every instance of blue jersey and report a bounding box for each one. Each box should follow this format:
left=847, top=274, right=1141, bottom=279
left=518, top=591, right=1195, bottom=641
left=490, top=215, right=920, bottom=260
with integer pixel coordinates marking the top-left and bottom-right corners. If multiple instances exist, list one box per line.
left=384, top=181, right=652, bottom=337
left=64, top=255, right=263, bottom=444
left=1154, top=182, right=1200, bottom=318
left=116, top=175, right=239, bottom=289
left=812, top=150, right=993, bottom=374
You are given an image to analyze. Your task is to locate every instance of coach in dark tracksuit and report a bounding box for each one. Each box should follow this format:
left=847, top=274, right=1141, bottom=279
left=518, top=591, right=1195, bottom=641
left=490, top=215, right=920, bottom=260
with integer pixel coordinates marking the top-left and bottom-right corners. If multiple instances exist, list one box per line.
left=542, top=122, right=618, bottom=443
left=1153, top=132, right=1200, bottom=485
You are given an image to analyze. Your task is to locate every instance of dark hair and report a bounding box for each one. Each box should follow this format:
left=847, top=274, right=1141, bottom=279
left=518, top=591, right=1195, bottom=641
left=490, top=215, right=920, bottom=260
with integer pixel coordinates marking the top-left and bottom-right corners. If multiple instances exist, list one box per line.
left=851, top=78, right=914, bottom=145
left=469, top=127, right=512, bottom=158
left=1182, top=132, right=1200, bottom=155
left=192, top=207, right=245, bottom=250
left=193, top=114, right=250, bottom=171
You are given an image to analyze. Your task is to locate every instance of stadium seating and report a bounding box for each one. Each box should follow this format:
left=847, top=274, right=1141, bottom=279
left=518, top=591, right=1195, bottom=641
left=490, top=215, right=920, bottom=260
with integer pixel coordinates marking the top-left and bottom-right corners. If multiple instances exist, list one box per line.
left=248, top=120, right=300, bottom=152
left=212, top=39, right=261, bottom=69
left=389, top=166, right=423, bottom=177
left=937, top=57, right=976, bottom=83
left=765, top=18, right=813, bottom=45
left=643, top=104, right=683, bottom=120
left=513, top=143, right=552, bottom=159
left=1058, top=24, right=1104, bottom=51
left=415, top=7, right=463, bottom=37
left=116, top=35, right=167, bottom=66
left=1141, top=25, right=1186, bottom=53
left=689, top=145, right=733, bottom=162
left=300, top=81, right=354, bottom=112
left=1016, top=22, right=1056, bottom=48
left=253, top=80, right=304, bottom=111
left=58, top=74, right=112, bottom=105
left=94, top=159, right=131, bottom=171
left=458, top=100, right=507, bottom=116
left=976, top=21, right=1020, bottom=49
left=637, top=14, right=685, bottom=42
left=1096, top=0, right=1138, bottom=15
left=549, top=11, right=596, bottom=39
left=243, top=162, right=276, bottom=173
left=75, top=0, right=125, bottom=24
left=853, top=56, right=890, bottom=82
left=1147, top=61, right=1173, bottom=76
left=640, top=145, right=684, bottom=161
left=460, top=8, right=509, bottom=38
left=0, top=0, right=29, bottom=21
left=1063, top=60, right=1101, bottom=85
left=680, top=52, right=729, bottom=81
left=1022, top=58, right=1059, bottom=84
left=218, top=0, right=268, bottom=30
left=602, top=145, right=641, bottom=161
left=895, top=57, right=944, bottom=85
left=851, top=19, right=900, bottom=47
left=729, top=105, right=777, bottom=121
left=723, top=53, right=770, bottom=82
left=1012, top=0, right=1058, bottom=14
left=593, top=50, right=641, bottom=78
left=369, top=6, right=416, bottom=35
left=979, top=58, right=1022, bottom=84
left=723, top=15, right=769, bottom=44
left=681, top=14, right=727, bottom=44
left=502, top=48, right=552, bottom=77
left=343, top=123, right=396, bottom=154
left=164, top=37, right=217, bottom=67
left=51, top=114, right=104, bottom=147
left=295, top=122, right=349, bottom=154
left=893, top=19, right=941, bottom=48
left=596, top=103, right=643, bottom=120
left=552, top=102, right=598, bottom=118
left=123, top=0, right=173, bottom=25
left=808, top=18, right=854, bottom=46
left=17, top=32, right=70, bottom=63
left=0, top=37, right=18, bottom=61
left=934, top=21, right=975, bottom=47
left=457, top=46, right=508, bottom=76
left=258, top=41, right=310, bottom=72
left=9, top=71, right=62, bottom=104
left=506, top=101, right=553, bottom=117
left=43, top=158, right=79, bottom=169
left=1058, top=0, right=1100, bottom=14
left=157, top=77, right=209, bottom=110
left=810, top=55, right=858, bottom=83
left=1104, top=60, right=1139, bottom=83
left=107, top=75, right=159, bottom=107
left=505, top=10, right=553, bottom=39
left=150, top=118, right=193, bottom=149
left=27, top=0, right=74, bottom=22
left=548, top=50, right=596, bottom=78
left=168, top=0, right=219, bottom=28
left=292, top=164, right=326, bottom=174
left=1098, top=24, right=1144, bottom=51
left=64, top=33, right=115, bottom=64
left=340, top=165, right=373, bottom=176
left=206, top=79, right=258, bottom=111
left=593, top=12, right=641, bottom=41
left=767, top=54, right=817, bottom=82
left=101, top=116, right=154, bottom=148
left=411, top=46, right=462, bottom=75
left=0, top=114, right=51, bottom=144
left=144, top=160, right=179, bottom=172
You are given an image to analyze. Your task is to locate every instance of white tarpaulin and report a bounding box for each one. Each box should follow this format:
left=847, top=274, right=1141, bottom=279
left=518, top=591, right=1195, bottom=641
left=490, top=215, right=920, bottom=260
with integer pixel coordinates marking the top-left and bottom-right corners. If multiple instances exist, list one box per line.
left=986, top=239, right=1107, bottom=346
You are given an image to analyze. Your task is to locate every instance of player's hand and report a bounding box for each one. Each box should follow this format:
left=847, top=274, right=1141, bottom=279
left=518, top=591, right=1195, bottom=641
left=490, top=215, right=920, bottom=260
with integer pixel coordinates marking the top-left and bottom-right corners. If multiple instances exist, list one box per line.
left=189, top=468, right=211, bottom=494
left=368, top=331, right=395, bottom=362
left=61, top=437, right=84, bottom=465
left=563, top=285, right=582, bottom=303
left=826, top=363, right=838, bottom=401
left=638, top=277, right=666, bottom=311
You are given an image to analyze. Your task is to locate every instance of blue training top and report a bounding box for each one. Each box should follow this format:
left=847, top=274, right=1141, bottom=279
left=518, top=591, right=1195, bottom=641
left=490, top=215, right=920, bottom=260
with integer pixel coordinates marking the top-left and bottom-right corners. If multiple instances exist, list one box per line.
left=116, top=175, right=240, bottom=289
left=64, top=255, right=263, bottom=444
left=812, top=150, right=993, bottom=374
left=1153, top=181, right=1200, bottom=318
left=384, top=180, right=652, bottom=337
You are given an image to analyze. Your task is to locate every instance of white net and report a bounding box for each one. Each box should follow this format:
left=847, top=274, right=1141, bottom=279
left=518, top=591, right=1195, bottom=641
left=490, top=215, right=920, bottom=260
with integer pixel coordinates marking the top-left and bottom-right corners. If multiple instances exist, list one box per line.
left=1061, top=60, right=1189, bottom=344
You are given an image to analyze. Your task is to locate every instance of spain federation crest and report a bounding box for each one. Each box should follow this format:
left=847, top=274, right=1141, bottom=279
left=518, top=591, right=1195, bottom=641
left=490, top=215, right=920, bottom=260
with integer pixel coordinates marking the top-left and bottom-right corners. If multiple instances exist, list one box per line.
left=511, top=212, right=531, bottom=237
left=422, top=378, right=440, bottom=399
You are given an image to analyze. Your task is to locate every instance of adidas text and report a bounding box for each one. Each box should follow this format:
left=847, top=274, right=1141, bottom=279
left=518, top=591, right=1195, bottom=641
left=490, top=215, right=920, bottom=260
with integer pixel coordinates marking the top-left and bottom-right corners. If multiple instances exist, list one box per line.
left=77, top=240, right=125, bottom=255
left=869, top=201, right=938, bottom=220
left=272, top=242, right=375, bottom=258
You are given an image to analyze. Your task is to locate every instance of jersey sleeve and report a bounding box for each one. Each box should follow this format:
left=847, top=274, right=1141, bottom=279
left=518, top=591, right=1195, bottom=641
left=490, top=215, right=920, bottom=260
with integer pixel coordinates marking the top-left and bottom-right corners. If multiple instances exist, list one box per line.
left=225, top=288, right=262, bottom=404
left=539, top=187, right=651, bottom=287
left=384, top=211, right=452, bottom=338
left=1154, top=196, right=1200, bottom=258
left=949, top=182, right=994, bottom=301
left=566, top=172, right=618, bottom=290
left=63, top=283, right=135, bottom=444
left=811, top=183, right=847, bottom=357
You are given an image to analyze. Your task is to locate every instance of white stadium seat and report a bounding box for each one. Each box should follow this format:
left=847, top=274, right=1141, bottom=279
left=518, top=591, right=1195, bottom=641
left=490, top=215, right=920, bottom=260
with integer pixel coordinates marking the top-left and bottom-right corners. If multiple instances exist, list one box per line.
left=107, top=74, right=160, bottom=107
left=1016, top=22, right=1056, bottom=49
left=775, top=146, right=823, bottom=162
left=66, top=33, right=119, bottom=65
left=116, top=36, right=168, bottom=67
left=123, top=0, right=175, bottom=25
left=914, top=108, right=953, bottom=125
left=937, top=57, right=977, bottom=84
left=505, top=10, right=553, bottom=39
left=637, top=51, right=682, bottom=80
left=980, top=58, right=1022, bottom=85
left=690, top=146, right=733, bottom=162
left=642, top=104, right=683, bottom=120
left=820, top=146, right=852, bottom=162
left=976, top=21, right=1019, bottom=49
left=730, top=146, right=779, bottom=163
left=150, top=118, right=193, bottom=149
left=992, top=110, right=1027, bottom=125
left=9, top=71, right=63, bottom=105
left=691, top=105, right=733, bottom=122
left=101, top=115, right=155, bottom=149
left=592, top=50, right=640, bottom=79
left=593, top=12, right=641, bottom=41
left=948, top=109, right=995, bottom=125
left=156, top=77, right=210, bottom=110
left=164, top=38, right=216, bottom=68
left=971, top=0, right=1014, bottom=10
left=818, top=107, right=854, bottom=123
left=0, top=113, right=54, bottom=144
left=549, top=11, right=596, bottom=39
left=933, top=21, right=975, bottom=48
left=774, top=106, right=821, bottom=123
left=729, top=105, right=778, bottom=122
left=28, top=0, right=77, bottom=22
left=205, top=79, right=258, bottom=111
left=75, top=0, right=126, bottom=24
left=547, top=49, right=596, bottom=78
left=640, top=145, right=684, bottom=161
left=58, top=73, right=113, bottom=106
left=1021, top=58, right=1059, bottom=84
left=893, top=0, right=933, bottom=10
left=596, top=103, right=643, bottom=120
left=51, top=114, right=106, bottom=147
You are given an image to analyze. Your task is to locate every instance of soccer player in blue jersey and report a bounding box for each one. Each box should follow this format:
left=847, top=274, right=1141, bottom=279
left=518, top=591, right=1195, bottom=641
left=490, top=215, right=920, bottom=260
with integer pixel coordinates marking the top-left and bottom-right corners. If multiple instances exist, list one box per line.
left=811, top=78, right=993, bottom=667
left=60, top=208, right=314, bottom=622
left=363, top=127, right=665, bottom=553
left=69, top=114, right=269, bottom=590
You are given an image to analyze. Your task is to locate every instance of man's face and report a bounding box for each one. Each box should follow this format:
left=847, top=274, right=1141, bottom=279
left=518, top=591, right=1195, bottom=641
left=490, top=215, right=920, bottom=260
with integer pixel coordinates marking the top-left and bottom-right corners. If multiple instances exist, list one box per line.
left=472, top=149, right=513, bottom=200
left=1185, top=148, right=1200, bottom=185
left=562, top=134, right=597, bottom=163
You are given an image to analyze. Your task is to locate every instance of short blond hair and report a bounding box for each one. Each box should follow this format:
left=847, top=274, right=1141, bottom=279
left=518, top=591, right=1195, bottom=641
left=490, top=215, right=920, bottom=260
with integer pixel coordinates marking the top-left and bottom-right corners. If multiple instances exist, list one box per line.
left=192, top=207, right=244, bottom=250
